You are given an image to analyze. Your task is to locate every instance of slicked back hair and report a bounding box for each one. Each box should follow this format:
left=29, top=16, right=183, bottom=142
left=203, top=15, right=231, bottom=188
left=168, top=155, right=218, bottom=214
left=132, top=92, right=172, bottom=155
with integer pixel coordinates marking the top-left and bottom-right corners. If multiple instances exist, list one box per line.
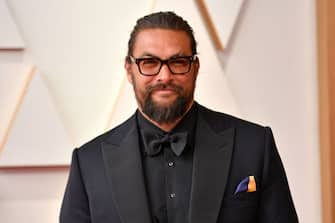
left=127, top=11, right=197, bottom=59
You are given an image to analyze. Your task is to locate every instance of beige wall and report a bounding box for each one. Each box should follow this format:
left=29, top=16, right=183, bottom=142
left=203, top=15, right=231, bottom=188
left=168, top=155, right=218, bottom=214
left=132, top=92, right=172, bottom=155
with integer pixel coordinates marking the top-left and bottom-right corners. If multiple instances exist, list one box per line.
left=0, top=0, right=320, bottom=222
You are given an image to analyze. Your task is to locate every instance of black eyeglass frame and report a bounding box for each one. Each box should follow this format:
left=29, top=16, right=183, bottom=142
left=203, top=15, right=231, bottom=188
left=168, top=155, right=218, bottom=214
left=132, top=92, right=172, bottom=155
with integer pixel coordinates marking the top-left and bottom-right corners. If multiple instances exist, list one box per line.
left=127, top=55, right=198, bottom=76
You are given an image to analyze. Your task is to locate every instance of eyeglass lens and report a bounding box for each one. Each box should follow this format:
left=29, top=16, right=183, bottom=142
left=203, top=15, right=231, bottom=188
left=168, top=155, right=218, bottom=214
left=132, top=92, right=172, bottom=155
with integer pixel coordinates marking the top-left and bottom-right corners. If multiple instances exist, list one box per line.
left=138, top=57, right=192, bottom=75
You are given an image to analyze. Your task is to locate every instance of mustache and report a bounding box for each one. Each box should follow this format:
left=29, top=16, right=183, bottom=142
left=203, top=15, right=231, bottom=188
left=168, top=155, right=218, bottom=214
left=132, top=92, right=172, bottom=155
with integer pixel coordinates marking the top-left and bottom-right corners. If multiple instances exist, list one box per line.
left=146, top=83, right=182, bottom=93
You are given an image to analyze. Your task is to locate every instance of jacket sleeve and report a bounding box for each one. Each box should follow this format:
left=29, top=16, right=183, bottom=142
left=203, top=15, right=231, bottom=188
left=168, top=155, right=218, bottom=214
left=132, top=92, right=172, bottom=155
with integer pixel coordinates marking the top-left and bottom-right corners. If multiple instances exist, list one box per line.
left=60, top=149, right=91, bottom=223
left=258, top=127, right=299, bottom=223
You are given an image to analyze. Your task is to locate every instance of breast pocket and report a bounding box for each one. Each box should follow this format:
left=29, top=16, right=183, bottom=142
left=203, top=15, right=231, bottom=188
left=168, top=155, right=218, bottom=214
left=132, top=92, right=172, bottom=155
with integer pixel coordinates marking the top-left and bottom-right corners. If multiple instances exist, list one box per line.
left=219, top=192, right=259, bottom=223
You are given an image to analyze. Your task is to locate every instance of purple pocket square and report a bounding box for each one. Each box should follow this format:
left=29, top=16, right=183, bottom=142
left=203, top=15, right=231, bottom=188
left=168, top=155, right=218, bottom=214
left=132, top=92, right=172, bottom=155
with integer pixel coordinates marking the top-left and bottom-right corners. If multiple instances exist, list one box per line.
left=234, top=176, right=257, bottom=194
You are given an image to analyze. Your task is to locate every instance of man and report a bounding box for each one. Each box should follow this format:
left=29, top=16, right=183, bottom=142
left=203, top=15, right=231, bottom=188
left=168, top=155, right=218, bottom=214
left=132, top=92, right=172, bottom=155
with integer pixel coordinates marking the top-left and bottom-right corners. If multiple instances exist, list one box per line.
left=60, top=11, right=299, bottom=223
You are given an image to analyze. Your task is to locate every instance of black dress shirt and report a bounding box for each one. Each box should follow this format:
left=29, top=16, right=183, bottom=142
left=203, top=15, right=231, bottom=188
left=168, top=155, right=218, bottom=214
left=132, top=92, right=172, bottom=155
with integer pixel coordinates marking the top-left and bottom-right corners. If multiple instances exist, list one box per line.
left=136, top=103, right=198, bottom=223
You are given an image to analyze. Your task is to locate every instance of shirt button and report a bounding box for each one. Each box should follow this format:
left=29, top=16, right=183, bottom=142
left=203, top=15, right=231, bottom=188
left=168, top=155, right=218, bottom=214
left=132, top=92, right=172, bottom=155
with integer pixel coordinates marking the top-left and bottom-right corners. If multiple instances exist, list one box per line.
left=168, top=161, right=174, bottom=167
left=170, top=193, right=176, bottom=198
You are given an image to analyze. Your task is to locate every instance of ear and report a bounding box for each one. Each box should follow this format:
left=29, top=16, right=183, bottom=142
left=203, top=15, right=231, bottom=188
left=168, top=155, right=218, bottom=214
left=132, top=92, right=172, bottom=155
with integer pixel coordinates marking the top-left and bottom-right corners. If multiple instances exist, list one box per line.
left=124, top=58, right=133, bottom=84
left=194, top=57, right=200, bottom=78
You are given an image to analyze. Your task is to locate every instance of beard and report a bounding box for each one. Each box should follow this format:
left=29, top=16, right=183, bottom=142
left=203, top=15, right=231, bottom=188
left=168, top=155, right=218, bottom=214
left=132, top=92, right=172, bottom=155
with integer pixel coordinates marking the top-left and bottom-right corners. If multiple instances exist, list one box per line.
left=142, top=90, right=188, bottom=124
left=132, top=77, right=195, bottom=124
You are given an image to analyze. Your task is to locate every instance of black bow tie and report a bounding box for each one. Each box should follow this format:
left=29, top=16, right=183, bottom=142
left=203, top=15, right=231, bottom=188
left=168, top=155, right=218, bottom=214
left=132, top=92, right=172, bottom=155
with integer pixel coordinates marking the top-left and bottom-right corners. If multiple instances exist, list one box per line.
left=140, top=130, right=188, bottom=157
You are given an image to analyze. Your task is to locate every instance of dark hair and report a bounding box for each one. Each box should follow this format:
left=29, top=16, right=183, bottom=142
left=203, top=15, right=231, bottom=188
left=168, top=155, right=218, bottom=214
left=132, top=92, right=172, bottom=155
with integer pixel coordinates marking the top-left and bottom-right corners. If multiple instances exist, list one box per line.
left=127, top=11, right=197, bottom=57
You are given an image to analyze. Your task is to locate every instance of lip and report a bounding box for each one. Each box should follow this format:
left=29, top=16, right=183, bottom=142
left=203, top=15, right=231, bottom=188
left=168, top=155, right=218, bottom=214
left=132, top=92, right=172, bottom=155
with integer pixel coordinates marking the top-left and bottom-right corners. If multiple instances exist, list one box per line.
left=152, top=88, right=177, bottom=96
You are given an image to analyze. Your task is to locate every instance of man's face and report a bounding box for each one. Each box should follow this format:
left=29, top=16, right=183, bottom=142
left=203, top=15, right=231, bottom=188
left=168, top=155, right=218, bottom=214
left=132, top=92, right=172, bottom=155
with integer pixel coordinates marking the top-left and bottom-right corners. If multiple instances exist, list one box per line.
left=125, top=28, right=199, bottom=124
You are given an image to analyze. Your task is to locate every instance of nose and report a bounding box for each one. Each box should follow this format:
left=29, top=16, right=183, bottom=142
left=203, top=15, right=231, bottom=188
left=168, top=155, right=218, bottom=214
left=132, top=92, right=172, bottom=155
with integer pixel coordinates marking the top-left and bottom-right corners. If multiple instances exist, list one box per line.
left=156, top=64, right=173, bottom=82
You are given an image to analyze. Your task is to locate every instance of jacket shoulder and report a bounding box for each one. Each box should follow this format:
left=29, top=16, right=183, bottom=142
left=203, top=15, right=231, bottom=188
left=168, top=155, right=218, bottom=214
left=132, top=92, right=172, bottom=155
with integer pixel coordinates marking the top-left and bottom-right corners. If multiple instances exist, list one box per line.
left=197, top=104, right=266, bottom=132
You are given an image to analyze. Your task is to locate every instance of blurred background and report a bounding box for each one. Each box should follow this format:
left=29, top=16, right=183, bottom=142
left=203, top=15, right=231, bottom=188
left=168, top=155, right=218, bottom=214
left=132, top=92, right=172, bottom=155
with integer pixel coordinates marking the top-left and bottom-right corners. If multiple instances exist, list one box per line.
left=1, top=0, right=333, bottom=222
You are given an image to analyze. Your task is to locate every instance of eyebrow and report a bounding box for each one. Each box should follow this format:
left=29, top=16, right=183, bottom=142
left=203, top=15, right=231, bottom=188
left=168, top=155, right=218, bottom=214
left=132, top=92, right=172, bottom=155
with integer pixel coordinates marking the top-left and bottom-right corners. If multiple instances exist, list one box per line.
left=138, top=52, right=188, bottom=59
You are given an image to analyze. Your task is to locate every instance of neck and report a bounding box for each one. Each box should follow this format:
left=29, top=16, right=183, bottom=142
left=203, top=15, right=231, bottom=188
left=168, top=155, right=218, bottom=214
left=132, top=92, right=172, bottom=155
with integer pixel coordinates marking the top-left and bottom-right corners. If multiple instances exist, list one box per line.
left=139, top=101, right=194, bottom=132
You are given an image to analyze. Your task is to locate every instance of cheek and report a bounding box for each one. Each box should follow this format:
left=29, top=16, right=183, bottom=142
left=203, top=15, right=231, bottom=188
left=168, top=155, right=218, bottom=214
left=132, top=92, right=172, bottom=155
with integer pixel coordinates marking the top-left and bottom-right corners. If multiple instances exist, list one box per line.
left=133, top=76, right=154, bottom=91
left=179, top=75, right=196, bottom=88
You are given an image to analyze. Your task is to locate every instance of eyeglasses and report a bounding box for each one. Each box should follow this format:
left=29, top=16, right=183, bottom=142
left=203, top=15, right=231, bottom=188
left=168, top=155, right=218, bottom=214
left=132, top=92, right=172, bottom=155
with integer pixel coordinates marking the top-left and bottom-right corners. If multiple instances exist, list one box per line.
left=127, top=55, right=197, bottom=76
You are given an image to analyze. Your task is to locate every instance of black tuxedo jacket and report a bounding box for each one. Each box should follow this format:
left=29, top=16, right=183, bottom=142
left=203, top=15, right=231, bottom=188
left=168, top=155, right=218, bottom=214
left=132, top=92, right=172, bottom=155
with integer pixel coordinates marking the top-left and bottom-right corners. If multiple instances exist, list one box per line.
left=60, top=104, right=298, bottom=223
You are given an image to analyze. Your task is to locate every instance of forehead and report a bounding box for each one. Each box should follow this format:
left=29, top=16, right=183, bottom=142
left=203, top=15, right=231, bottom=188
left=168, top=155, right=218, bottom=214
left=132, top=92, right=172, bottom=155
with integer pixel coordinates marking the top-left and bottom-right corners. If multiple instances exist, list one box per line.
left=132, top=28, right=192, bottom=57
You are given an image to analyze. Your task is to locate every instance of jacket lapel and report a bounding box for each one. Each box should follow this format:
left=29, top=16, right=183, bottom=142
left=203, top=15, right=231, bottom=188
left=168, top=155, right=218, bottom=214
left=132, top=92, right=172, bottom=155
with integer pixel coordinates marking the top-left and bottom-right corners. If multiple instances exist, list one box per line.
left=101, top=120, right=151, bottom=223
left=189, top=114, right=235, bottom=223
